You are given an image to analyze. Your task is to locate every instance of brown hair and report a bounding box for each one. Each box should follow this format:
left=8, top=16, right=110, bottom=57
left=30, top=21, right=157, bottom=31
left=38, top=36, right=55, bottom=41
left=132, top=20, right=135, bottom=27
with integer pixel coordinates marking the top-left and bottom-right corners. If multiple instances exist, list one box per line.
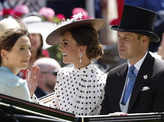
left=69, top=25, right=103, bottom=60
left=0, top=29, right=29, bottom=65
left=34, top=33, right=43, bottom=59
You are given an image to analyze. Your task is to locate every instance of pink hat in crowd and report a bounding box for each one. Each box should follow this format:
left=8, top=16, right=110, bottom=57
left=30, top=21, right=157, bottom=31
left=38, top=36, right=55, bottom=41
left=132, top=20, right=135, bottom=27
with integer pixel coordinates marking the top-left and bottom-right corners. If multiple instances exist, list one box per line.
left=72, top=8, right=89, bottom=19
left=39, top=7, right=55, bottom=21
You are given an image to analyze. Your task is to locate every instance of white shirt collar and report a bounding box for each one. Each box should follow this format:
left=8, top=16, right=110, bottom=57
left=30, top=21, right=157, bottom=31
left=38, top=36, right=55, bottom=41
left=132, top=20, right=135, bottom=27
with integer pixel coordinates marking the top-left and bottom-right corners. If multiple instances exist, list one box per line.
left=128, top=52, right=148, bottom=71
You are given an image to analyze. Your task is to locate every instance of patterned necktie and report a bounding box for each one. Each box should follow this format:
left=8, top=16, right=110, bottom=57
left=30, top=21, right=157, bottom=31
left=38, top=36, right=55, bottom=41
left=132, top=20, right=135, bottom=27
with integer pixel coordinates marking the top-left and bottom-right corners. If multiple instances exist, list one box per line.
left=121, top=65, right=136, bottom=105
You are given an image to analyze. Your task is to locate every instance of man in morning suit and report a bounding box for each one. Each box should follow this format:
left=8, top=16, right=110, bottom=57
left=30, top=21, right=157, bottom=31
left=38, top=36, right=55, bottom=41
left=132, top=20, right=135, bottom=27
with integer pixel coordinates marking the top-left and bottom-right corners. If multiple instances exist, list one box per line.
left=100, top=5, right=164, bottom=114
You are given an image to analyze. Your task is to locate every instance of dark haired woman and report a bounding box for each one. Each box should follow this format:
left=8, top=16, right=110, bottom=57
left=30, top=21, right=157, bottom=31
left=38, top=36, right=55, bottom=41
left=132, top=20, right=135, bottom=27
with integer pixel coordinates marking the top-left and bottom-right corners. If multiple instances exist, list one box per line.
left=46, top=19, right=107, bottom=116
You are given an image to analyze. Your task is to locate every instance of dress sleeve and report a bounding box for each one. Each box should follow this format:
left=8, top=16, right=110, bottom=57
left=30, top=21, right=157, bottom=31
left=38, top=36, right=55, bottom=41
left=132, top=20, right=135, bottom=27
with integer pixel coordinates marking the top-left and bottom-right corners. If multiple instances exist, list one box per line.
left=48, top=71, right=62, bottom=109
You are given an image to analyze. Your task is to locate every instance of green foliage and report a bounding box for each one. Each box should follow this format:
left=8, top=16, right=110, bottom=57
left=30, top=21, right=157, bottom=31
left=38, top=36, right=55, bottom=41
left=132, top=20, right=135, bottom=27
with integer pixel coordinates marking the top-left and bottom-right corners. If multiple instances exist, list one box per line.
left=47, top=45, right=64, bottom=66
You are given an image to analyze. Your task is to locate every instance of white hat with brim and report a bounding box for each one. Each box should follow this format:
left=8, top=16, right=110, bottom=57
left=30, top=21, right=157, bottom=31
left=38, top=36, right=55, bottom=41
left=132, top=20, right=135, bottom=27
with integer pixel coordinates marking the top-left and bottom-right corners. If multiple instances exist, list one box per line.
left=46, top=18, right=105, bottom=45
left=26, top=21, right=57, bottom=49
left=22, top=15, right=57, bottom=49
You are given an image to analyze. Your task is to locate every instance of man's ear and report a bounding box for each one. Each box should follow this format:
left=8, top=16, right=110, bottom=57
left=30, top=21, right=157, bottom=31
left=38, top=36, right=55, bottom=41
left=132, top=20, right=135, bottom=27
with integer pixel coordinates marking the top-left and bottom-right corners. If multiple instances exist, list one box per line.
left=142, top=35, right=149, bottom=43
left=141, top=35, right=150, bottom=50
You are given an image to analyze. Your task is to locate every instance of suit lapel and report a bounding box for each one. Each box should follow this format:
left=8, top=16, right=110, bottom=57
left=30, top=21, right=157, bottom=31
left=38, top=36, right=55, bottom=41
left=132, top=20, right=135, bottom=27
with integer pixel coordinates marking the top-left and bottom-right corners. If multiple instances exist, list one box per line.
left=128, top=53, right=154, bottom=112
left=116, top=63, right=128, bottom=112
left=119, top=64, right=128, bottom=99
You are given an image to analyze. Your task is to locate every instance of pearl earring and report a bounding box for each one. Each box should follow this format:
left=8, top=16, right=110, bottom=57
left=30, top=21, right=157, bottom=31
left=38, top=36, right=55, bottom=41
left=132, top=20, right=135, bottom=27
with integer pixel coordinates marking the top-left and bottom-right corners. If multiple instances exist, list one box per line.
left=80, top=52, right=83, bottom=64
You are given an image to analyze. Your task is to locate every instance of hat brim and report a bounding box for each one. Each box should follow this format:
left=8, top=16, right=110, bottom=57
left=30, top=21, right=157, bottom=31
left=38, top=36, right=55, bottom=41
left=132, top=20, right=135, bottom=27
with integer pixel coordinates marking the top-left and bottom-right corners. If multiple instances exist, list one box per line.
left=27, top=22, right=57, bottom=49
left=46, top=19, right=105, bottom=45
left=111, top=26, right=160, bottom=43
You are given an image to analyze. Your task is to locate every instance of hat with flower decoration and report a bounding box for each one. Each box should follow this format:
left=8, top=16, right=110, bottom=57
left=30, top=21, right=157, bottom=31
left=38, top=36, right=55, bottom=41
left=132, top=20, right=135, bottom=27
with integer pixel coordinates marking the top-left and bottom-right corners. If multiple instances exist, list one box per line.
left=46, top=13, right=105, bottom=45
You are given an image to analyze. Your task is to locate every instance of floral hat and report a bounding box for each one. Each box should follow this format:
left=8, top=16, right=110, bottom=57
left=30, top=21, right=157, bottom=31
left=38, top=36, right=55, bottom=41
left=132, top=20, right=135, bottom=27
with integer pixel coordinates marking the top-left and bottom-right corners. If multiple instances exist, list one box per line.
left=46, top=13, right=105, bottom=45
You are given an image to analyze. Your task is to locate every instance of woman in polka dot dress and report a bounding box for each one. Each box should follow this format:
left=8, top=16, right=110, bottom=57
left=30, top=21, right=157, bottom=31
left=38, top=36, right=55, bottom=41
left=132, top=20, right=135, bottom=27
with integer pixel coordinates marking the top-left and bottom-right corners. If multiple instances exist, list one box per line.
left=46, top=18, right=107, bottom=116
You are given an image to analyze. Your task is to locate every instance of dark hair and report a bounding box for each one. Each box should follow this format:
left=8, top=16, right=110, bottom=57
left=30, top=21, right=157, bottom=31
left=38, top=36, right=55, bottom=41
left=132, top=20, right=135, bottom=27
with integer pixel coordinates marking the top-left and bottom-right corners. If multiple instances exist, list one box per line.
left=35, top=33, right=43, bottom=59
left=0, top=29, right=29, bottom=65
left=69, top=25, right=103, bottom=60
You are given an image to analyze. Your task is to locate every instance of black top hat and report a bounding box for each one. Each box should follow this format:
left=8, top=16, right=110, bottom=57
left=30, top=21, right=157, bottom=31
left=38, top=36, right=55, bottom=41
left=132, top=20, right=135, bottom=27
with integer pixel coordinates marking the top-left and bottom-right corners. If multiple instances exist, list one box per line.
left=111, top=5, right=160, bottom=43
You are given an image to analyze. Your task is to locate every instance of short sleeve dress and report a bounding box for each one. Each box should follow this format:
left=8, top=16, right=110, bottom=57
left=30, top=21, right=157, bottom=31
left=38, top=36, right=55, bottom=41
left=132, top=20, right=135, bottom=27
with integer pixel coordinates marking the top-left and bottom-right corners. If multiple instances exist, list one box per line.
left=52, top=63, right=107, bottom=116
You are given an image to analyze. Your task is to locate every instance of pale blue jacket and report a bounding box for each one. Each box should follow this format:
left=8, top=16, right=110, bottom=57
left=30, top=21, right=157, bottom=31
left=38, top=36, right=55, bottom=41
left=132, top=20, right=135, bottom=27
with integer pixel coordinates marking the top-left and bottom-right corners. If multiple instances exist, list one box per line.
left=0, top=66, right=31, bottom=101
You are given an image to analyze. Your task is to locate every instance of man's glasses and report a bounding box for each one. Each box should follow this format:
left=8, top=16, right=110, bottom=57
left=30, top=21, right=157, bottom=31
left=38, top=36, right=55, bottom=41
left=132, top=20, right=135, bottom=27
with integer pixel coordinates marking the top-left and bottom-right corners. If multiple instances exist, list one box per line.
left=41, top=71, right=58, bottom=76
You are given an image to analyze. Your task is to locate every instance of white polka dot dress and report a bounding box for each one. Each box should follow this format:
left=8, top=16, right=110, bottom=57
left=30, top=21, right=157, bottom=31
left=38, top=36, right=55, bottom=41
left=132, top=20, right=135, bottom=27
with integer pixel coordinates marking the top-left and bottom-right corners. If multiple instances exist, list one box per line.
left=53, top=63, right=107, bottom=116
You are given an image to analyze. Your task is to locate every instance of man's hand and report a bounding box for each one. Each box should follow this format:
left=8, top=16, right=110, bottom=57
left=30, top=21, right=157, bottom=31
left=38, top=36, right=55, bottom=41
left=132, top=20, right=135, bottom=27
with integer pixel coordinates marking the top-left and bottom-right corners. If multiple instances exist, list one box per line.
left=26, top=65, right=40, bottom=97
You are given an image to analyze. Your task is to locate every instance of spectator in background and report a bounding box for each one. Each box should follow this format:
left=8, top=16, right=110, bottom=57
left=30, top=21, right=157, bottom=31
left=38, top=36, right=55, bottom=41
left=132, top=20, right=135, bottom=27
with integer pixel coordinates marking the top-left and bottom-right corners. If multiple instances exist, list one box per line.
left=46, top=17, right=107, bottom=116
left=22, top=13, right=57, bottom=56
left=22, top=14, right=54, bottom=65
left=28, top=31, right=43, bottom=66
left=23, top=15, right=44, bottom=66
left=0, top=17, right=39, bottom=101
left=33, top=57, right=61, bottom=98
left=20, top=15, right=53, bottom=79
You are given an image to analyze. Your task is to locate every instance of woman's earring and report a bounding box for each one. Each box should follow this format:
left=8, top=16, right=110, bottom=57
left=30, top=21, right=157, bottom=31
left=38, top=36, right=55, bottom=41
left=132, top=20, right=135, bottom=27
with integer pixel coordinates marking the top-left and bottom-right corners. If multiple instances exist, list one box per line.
left=80, top=52, right=83, bottom=64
